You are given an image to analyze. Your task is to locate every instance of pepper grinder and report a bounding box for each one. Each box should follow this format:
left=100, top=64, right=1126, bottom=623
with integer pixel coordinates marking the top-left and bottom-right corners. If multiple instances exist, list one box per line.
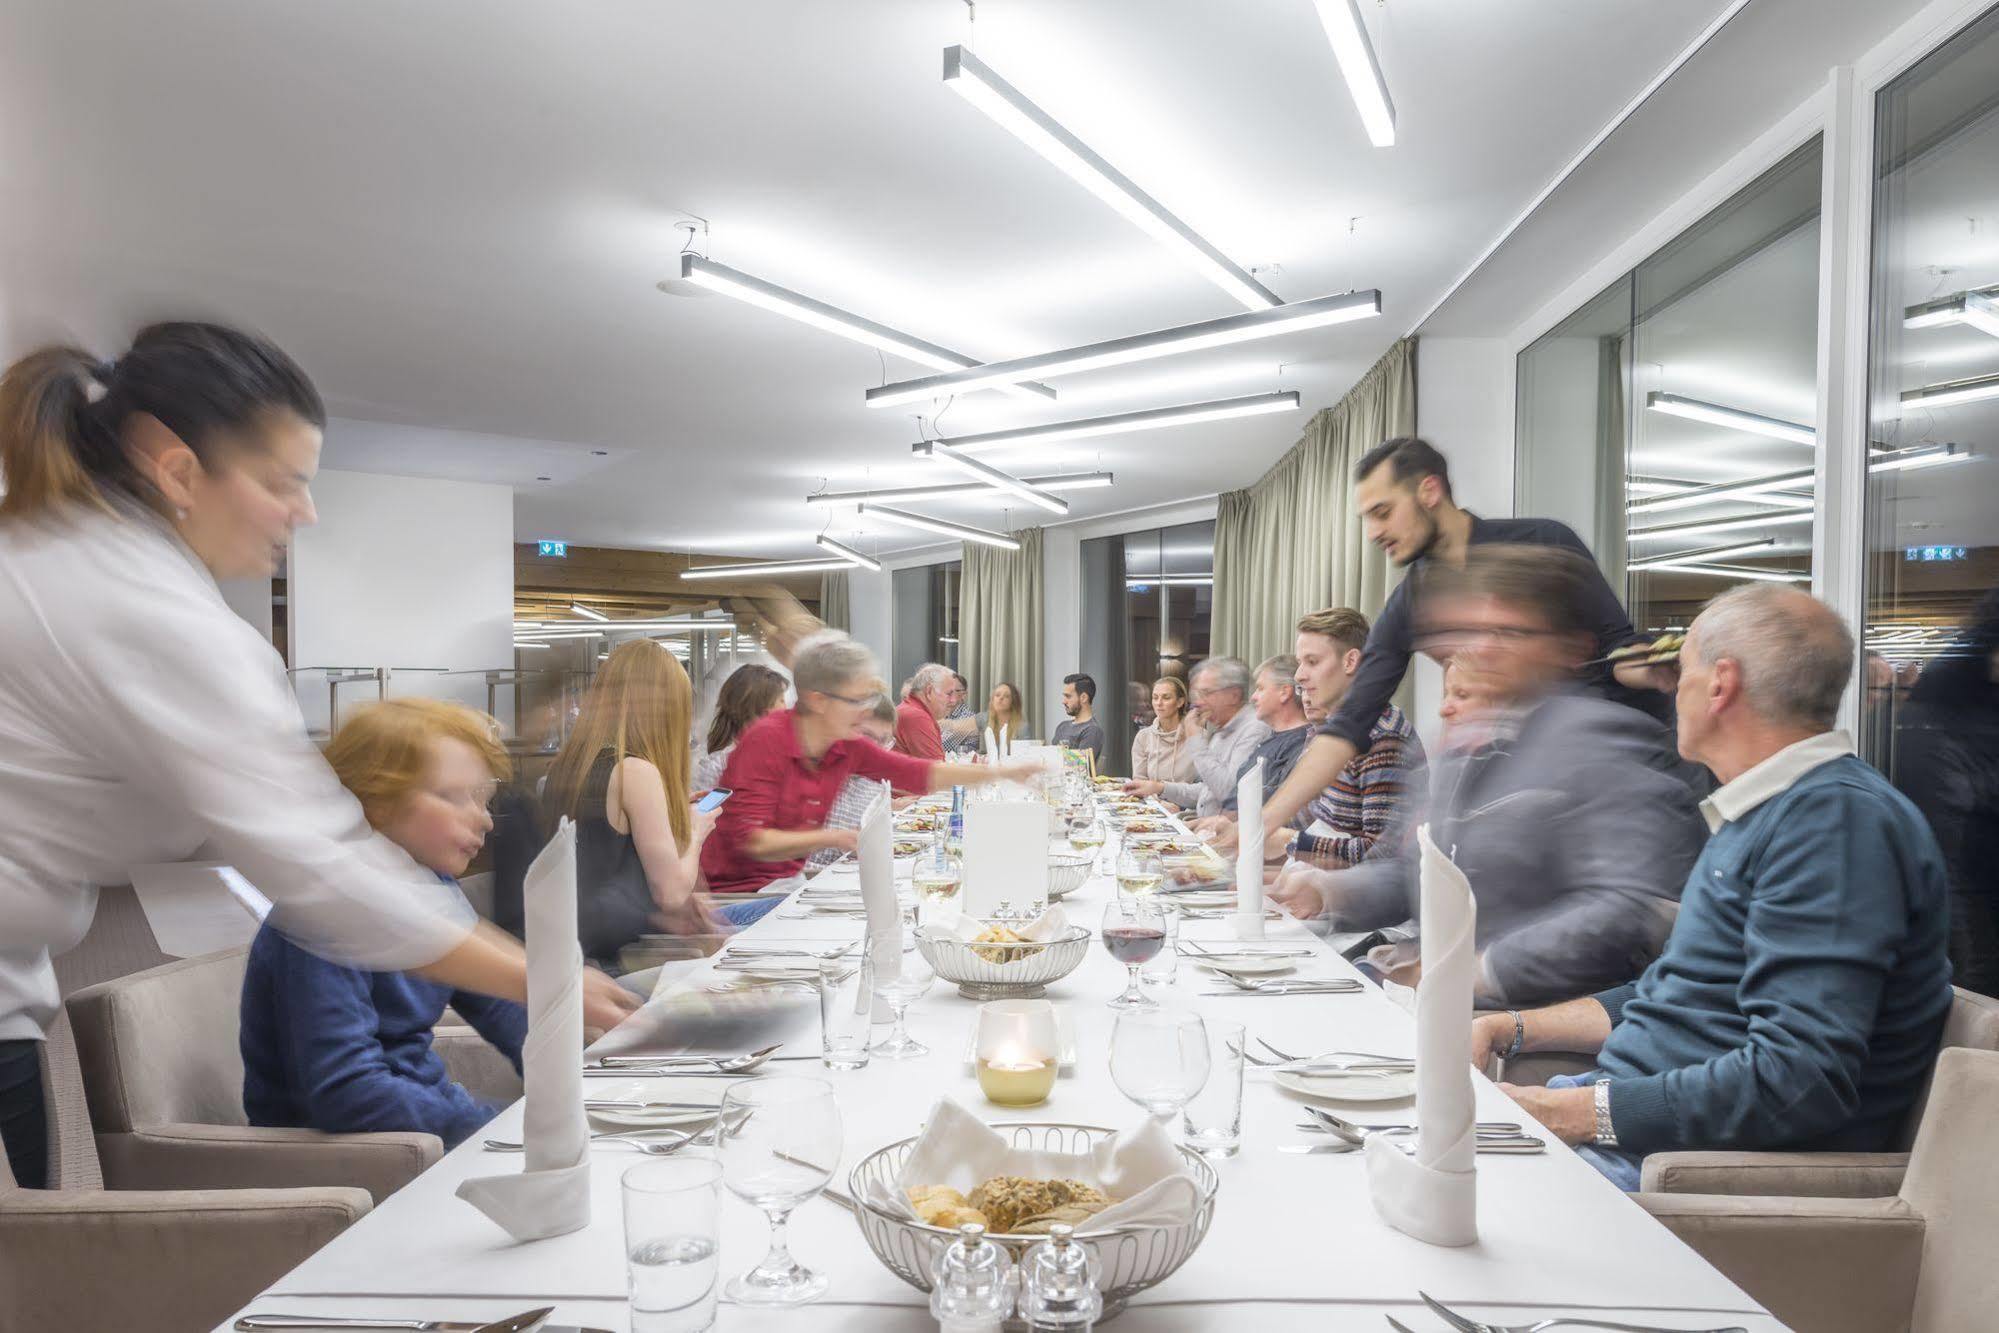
left=930, top=1221, right=1013, bottom=1333
left=1017, top=1223, right=1102, bottom=1331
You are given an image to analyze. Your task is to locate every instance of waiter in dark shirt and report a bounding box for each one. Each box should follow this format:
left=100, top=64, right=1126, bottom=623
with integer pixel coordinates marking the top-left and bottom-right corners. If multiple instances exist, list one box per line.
left=1258, top=436, right=1654, bottom=834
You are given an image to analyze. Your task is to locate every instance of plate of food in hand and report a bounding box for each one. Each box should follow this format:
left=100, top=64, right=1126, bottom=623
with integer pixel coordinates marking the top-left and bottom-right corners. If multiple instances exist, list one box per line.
left=1601, top=631, right=1685, bottom=667
left=892, top=839, right=927, bottom=858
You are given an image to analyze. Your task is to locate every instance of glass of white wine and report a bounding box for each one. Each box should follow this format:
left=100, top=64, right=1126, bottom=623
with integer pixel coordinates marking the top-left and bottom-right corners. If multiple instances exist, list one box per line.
left=911, top=842, right=963, bottom=924
left=1068, top=816, right=1106, bottom=854
left=1116, top=845, right=1163, bottom=899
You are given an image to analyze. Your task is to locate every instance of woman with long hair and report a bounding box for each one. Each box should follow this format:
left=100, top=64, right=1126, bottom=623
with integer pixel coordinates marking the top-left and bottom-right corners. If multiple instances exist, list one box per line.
left=1130, top=675, right=1198, bottom=783
left=0, top=324, right=632, bottom=1191
left=977, top=680, right=1025, bottom=754
left=696, top=663, right=788, bottom=791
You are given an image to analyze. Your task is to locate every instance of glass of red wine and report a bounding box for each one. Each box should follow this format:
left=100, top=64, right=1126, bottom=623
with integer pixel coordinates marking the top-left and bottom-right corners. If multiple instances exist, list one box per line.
left=1101, top=899, right=1167, bottom=1010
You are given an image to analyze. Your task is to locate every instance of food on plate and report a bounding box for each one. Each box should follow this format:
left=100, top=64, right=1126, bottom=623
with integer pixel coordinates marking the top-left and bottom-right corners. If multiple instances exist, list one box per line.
left=969, top=923, right=1040, bottom=965
left=1120, top=820, right=1166, bottom=834
left=1158, top=841, right=1215, bottom=859
left=908, top=1185, right=989, bottom=1230
left=1606, top=632, right=1685, bottom=665
left=892, top=840, right=926, bottom=858
left=896, top=812, right=940, bottom=831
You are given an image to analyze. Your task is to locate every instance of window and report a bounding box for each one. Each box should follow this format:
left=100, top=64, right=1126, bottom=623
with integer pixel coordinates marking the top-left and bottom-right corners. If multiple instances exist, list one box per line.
left=930, top=561, right=962, bottom=672
left=1080, top=520, right=1214, bottom=777
left=1518, top=139, right=1823, bottom=635
left=891, top=560, right=961, bottom=687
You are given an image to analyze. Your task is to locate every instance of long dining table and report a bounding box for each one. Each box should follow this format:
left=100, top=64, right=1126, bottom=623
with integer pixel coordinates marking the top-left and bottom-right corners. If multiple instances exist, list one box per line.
left=218, top=799, right=1786, bottom=1332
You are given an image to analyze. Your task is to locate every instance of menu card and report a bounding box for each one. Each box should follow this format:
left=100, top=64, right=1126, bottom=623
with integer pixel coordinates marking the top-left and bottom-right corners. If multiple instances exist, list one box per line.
left=962, top=801, right=1052, bottom=917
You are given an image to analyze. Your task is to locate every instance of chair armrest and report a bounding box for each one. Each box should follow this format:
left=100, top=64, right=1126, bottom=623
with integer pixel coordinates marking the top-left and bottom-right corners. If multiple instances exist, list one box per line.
left=434, top=1027, right=525, bottom=1105
left=0, top=1183, right=370, bottom=1331
left=94, top=1123, right=440, bottom=1204
left=1636, top=1192, right=1923, bottom=1333
left=1642, top=1150, right=1910, bottom=1198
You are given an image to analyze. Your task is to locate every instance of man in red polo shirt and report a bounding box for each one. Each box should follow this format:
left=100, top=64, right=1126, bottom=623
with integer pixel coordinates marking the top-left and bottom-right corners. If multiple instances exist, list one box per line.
left=894, top=662, right=953, bottom=761
left=704, top=636, right=1033, bottom=895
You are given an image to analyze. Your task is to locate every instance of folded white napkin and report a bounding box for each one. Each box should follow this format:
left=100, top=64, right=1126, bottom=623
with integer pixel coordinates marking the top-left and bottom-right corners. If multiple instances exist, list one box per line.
left=1365, top=825, right=1478, bottom=1246
left=936, top=902, right=1072, bottom=943
left=867, top=1098, right=1201, bottom=1232
left=456, top=818, right=591, bottom=1241
left=1232, top=758, right=1266, bottom=937
left=858, top=793, right=901, bottom=987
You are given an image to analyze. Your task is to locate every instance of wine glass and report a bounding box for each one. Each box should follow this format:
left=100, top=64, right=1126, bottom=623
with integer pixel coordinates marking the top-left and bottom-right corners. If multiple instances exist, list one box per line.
left=1100, top=899, right=1166, bottom=1010
left=911, top=841, right=963, bottom=925
left=716, top=1076, right=842, bottom=1306
left=1068, top=814, right=1106, bottom=855
left=1109, top=1009, right=1211, bottom=1124
left=871, top=912, right=936, bottom=1058
left=1116, top=845, right=1162, bottom=899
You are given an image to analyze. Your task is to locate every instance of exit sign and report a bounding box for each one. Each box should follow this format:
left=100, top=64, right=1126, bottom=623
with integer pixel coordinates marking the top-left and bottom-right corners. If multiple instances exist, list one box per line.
left=538, top=540, right=568, bottom=558
left=1905, top=545, right=1967, bottom=563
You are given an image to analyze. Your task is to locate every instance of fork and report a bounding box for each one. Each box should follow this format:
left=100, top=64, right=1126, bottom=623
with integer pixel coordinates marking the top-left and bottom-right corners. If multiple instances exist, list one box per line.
left=1309, top=1106, right=1538, bottom=1146
left=1406, top=1291, right=1748, bottom=1333
left=595, top=1044, right=783, bottom=1073
left=1210, top=974, right=1363, bottom=994
left=1256, top=1038, right=1403, bottom=1064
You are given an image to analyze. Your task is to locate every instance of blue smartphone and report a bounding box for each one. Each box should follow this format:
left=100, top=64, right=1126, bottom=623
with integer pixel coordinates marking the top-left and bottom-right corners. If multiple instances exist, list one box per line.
left=695, top=787, right=733, bottom=814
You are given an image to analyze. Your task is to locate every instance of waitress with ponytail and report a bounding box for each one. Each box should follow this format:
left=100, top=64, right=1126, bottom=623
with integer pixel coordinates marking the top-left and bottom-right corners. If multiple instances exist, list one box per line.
left=0, top=323, right=638, bottom=1190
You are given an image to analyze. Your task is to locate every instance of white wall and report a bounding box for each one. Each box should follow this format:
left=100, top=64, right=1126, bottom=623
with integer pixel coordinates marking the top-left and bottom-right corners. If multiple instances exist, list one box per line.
left=217, top=577, right=274, bottom=640
left=288, top=468, right=515, bottom=735
left=1040, top=526, right=1082, bottom=739
left=847, top=564, right=892, bottom=667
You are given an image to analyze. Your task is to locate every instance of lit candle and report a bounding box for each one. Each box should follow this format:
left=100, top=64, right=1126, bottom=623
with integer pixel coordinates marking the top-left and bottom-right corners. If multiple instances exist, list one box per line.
left=973, top=999, right=1059, bottom=1107
left=977, top=1047, right=1056, bottom=1107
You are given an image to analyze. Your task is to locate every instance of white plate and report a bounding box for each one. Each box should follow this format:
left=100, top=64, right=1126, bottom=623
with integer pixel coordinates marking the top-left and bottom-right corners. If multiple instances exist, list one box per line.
left=1274, top=1069, right=1416, bottom=1103
left=1195, top=956, right=1295, bottom=977
left=587, top=1081, right=725, bottom=1129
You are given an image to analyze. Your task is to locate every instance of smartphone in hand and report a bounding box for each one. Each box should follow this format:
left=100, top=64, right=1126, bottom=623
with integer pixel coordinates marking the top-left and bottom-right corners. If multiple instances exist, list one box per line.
left=694, top=787, right=733, bottom=814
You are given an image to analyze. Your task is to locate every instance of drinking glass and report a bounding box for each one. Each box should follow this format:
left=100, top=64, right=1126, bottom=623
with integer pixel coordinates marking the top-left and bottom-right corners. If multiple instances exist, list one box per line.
left=1116, top=845, right=1162, bottom=899
left=1068, top=816, right=1106, bottom=854
left=1139, top=903, right=1179, bottom=990
left=1181, top=1019, right=1244, bottom=1157
left=817, top=953, right=873, bottom=1070
left=911, top=842, right=964, bottom=925
left=717, top=1076, right=842, bottom=1306
left=1099, top=899, right=1166, bottom=1010
left=623, top=1157, right=723, bottom=1332
left=871, top=914, right=936, bottom=1059
left=1109, top=1009, right=1211, bottom=1123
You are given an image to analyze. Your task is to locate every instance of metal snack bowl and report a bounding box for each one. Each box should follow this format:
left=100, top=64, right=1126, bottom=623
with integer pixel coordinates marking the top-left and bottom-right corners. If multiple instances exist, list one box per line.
left=914, top=923, right=1092, bottom=1000
left=1046, top=853, right=1094, bottom=899
left=848, top=1121, right=1220, bottom=1323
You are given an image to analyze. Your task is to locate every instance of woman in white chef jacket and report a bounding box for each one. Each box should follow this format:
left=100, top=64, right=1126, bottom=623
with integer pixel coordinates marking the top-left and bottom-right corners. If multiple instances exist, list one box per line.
left=0, top=323, right=638, bottom=1190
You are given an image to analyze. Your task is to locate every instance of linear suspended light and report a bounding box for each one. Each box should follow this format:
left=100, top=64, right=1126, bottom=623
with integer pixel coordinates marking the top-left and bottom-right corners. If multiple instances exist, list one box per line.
left=912, top=442, right=1071, bottom=514
left=856, top=503, right=1021, bottom=550
left=673, top=255, right=1056, bottom=402
left=942, top=46, right=1279, bottom=311
left=1644, top=392, right=1815, bottom=446
left=513, top=641, right=553, bottom=650
left=510, top=629, right=607, bottom=641
left=680, top=556, right=858, bottom=580
left=515, top=620, right=735, bottom=636
left=920, top=391, right=1300, bottom=455
left=1901, top=371, right=1999, bottom=411
left=1644, top=561, right=1811, bottom=584
left=568, top=603, right=608, bottom=621
left=1626, top=469, right=1816, bottom=515
left=1628, top=539, right=1778, bottom=572
left=1904, top=285, right=1999, bottom=336
left=865, top=292, right=1380, bottom=408
left=1870, top=443, right=1971, bottom=473
left=1124, top=574, right=1215, bottom=587
left=1311, top=0, right=1397, bottom=147
left=814, top=534, right=882, bottom=572
left=806, top=471, right=1115, bottom=506
left=1627, top=510, right=1813, bottom=544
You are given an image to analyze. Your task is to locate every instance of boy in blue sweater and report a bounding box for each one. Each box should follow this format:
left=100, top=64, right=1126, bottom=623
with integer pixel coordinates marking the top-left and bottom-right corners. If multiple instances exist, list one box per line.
left=242, top=700, right=527, bottom=1149
left=1477, top=585, right=1952, bottom=1190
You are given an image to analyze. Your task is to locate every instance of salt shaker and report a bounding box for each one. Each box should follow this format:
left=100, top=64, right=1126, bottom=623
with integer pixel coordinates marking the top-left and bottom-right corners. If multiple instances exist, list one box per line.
left=1017, top=1223, right=1102, bottom=1331
left=930, top=1221, right=1013, bottom=1333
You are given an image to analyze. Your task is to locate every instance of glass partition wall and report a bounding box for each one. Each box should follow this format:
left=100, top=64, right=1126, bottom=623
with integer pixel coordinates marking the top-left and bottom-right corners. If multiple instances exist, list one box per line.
left=1080, top=520, right=1214, bottom=777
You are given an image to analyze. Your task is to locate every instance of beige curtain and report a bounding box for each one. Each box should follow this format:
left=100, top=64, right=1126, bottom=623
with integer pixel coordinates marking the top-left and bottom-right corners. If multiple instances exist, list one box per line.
left=1211, top=338, right=1417, bottom=662
left=818, top=569, right=851, bottom=632
left=959, top=527, right=1042, bottom=732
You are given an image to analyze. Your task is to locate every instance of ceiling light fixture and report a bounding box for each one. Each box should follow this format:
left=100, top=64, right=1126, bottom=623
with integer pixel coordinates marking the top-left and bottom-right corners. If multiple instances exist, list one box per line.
left=805, top=471, right=1115, bottom=506
left=1644, top=392, right=1816, bottom=446
left=568, top=603, right=608, bottom=621
left=917, top=391, right=1301, bottom=455
left=1904, top=285, right=1999, bottom=336
left=1628, top=539, right=1779, bottom=571
left=674, top=255, right=1055, bottom=402
left=856, top=503, right=1021, bottom=550
left=1123, top=574, right=1215, bottom=586
left=510, top=629, right=608, bottom=641
left=1311, top=0, right=1397, bottom=147
left=814, top=534, right=883, bottom=572
left=513, top=641, right=553, bottom=650
left=942, top=45, right=1279, bottom=311
left=1626, top=469, right=1815, bottom=515
left=911, top=442, right=1071, bottom=514
left=865, top=292, right=1381, bottom=408
left=1627, top=510, right=1813, bottom=544
left=680, top=556, right=858, bottom=580
left=1870, top=443, right=1970, bottom=473
left=1643, top=561, right=1811, bottom=584
left=1900, top=371, right=1999, bottom=411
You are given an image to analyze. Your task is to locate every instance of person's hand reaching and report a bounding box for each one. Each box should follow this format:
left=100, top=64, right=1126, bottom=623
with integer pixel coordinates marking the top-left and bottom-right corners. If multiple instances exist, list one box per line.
left=1266, top=861, right=1330, bottom=920
left=582, top=965, right=642, bottom=1035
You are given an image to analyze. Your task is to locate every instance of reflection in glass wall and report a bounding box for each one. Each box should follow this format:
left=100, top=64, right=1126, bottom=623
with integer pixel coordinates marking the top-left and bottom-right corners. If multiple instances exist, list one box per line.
left=1080, top=520, right=1213, bottom=777
left=1867, top=4, right=1999, bottom=996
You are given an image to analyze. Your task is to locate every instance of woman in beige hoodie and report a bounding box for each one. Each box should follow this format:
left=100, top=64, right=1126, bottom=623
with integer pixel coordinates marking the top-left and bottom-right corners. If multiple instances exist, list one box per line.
left=1130, top=676, right=1199, bottom=783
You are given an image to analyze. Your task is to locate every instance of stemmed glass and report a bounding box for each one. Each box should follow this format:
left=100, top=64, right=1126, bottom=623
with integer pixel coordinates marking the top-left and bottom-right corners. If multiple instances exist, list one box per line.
left=911, top=841, right=963, bottom=926
left=1100, top=899, right=1166, bottom=1010
left=871, top=910, right=936, bottom=1058
left=1109, top=1009, right=1211, bottom=1125
left=1116, top=845, right=1163, bottom=899
left=716, top=1076, right=842, bottom=1306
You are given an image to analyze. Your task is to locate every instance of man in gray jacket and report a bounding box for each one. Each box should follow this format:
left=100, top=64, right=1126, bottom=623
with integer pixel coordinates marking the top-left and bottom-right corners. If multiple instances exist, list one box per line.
left=1270, top=546, right=1706, bottom=1007
left=1125, top=656, right=1270, bottom=818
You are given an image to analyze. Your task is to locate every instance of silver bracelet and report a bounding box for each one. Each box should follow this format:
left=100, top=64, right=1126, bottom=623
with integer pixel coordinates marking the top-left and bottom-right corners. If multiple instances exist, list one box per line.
left=1592, top=1081, right=1619, bottom=1147
left=1501, top=1010, right=1525, bottom=1061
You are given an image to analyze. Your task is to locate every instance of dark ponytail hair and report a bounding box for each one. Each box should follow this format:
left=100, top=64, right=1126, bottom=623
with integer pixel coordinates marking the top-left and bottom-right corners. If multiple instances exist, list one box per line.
left=0, top=321, right=323, bottom=520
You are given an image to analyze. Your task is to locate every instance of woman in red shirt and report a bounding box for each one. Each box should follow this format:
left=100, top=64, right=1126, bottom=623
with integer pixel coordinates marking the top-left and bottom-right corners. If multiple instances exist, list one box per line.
left=702, top=633, right=1036, bottom=893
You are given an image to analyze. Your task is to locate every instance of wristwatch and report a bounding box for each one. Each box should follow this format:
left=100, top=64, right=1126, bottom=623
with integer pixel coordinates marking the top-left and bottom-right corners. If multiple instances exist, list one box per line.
left=1592, top=1081, right=1618, bottom=1147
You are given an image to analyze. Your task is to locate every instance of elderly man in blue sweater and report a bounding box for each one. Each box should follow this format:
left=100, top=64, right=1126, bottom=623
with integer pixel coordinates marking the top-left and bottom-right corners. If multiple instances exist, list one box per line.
left=1475, top=584, right=1952, bottom=1190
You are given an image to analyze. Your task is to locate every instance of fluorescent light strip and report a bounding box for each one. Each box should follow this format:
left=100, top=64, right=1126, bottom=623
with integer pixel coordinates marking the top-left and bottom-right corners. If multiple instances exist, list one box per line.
left=511, top=629, right=607, bottom=641
left=1962, top=292, right=1999, bottom=339
left=1311, top=0, right=1397, bottom=147
left=806, top=471, right=1114, bottom=506
left=676, top=255, right=1055, bottom=402
left=814, top=534, right=883, bottom=572
left=856, top=503, right=1021, bottom=550
left=913, top=442, right=1071, bottom=514
left=1904, top=285, right=1999, bottom=332
left=1628, top=539, right=1778, bottom=571
left=1645, top=561, right=1811, bottom=584
left=1870, top=444, right=1970, bottom=473
left=1628, top=510, right=1813, bottom=544
left=681, top=556, right=857, bottom=580
left=942, top=46, right=1278, bottom=311
left=513, top=641, right=553, bottom=650
left=1901, top=372, right=1999, bottom=410
left=865, top=292, right=1380, bottom=408
left=1627, top=470, right=1817, bottom=514
left=1124, top=575, right=1215, bottom=586
left=568, top=603, right=607, bottom=621
left=918, top=391, right=1301, bottom=456
left=1644, top=392, right=1816, bottom=446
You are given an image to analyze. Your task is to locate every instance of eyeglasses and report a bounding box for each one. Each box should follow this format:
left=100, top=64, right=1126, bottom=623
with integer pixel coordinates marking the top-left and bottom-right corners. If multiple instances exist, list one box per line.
left=428, top=781, right=498, bottom=812
left=821, top=690, right=878, bottom=708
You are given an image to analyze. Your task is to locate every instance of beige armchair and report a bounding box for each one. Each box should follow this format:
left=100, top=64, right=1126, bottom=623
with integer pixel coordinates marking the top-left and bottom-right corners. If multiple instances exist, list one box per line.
left=1638, top=1046, right=1999, bottom=1333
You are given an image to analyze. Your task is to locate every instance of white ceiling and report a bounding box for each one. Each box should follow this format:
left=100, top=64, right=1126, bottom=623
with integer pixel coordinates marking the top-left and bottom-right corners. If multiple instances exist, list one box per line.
left=0, top=0, right=1737, bottom=558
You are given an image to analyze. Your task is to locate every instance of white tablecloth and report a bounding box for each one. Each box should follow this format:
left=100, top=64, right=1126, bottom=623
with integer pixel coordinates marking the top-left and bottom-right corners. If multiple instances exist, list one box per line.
left=219, top=814, right=1782, bottom=1330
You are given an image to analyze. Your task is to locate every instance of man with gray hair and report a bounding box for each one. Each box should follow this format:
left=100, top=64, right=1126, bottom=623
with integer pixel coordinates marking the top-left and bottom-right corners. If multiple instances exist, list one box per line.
left=1213, top=654, right=1314, bottom=824
left=894, top=661, right=955, bottom=761
left=1125, top=656, right=1270, bottom=818
left=1477, top=584, right=1952, bottom=1192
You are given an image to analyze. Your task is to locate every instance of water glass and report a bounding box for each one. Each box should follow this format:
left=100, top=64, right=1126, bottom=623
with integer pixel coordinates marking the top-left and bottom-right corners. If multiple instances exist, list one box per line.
left=1108, top=1009, right=1210, bottom=1122
left=872, top=919, right=936, bottom=1059
left=623, top=1157, right=723, bottom=1332
left=1139, top=905, right=1179, bottom=990
left=817, top=953, right=873, bottom=1070
left=717, top=1076, right=842, bottom=1306
left=1181, top=1019, right=1244, bottom=1157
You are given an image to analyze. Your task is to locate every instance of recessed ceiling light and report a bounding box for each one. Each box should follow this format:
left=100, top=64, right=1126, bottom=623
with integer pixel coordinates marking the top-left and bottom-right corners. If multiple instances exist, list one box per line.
left=814, top=533, right=883, bottom=572
left=1644, top=392, right=1816, bottom=446
left=680, top=556, right=857, bottom=580
left=1311, top=0, right=1397, bottom=147
left=1900, top=371, right=1999, bottom=411
left=805, top=471, right=1114, bottom=506
left=912, top=442, right=1071, bottom=514
left=856, top=503, right=1022, bottom=550
left=917, top=391, right=1301, bottom=455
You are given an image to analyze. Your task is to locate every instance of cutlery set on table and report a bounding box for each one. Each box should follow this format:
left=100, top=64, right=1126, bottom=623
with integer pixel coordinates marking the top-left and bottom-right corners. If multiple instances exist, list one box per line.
left=235, top=1308, right=606, bottom=1333
left=1387, top=1291, right=1748, bottom=1333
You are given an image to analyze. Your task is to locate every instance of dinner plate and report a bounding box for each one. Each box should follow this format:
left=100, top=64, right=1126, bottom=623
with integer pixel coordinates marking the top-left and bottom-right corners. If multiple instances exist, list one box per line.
left=1195, top=956, right=1295, bottom=977
left=1274, top=1068, right=1416, bottom=1103
left=587, top=1081, right=725, bottom=1129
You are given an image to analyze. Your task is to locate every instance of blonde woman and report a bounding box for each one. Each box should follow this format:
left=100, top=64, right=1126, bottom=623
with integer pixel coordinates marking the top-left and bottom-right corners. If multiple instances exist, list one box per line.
left=1130, top=676, right=1198, bottom=783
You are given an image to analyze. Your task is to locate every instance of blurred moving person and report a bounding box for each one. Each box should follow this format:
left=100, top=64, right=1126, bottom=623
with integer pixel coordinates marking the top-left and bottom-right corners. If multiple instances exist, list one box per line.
left=696, top=663, right=788, bottom=792
left=805, top=686, right=910, bottom=871
left=1131, top=677, right=1198, bottom=784
left=1124, top=657, right=1269, bottom=817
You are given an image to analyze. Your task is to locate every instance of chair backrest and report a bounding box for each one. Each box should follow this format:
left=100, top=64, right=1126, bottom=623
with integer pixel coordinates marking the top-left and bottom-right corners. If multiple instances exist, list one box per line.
left=65, top=948, right=252, bottom=1133
left=1900, top=1047, right=1999, bottom=1333
left=1894, top=986, right=1999, bottom=1150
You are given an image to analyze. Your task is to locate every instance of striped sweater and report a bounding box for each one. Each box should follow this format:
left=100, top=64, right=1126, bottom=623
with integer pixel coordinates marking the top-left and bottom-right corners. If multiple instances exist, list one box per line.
left=1292, top=705, right=1422, bottom=867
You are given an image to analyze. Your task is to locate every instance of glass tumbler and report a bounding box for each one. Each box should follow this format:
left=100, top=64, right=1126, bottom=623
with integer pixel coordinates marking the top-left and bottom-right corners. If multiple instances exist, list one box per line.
left=817, top=952, right=873, bottom=1070
left=1181, top=1019, right=1245, bottom=1157
left=623, top=1156, right=723, bottom=1332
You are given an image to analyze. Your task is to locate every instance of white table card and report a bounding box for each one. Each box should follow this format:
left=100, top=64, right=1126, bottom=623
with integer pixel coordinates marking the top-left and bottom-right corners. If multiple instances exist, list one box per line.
left=961, top=800, right=1052, bottom=917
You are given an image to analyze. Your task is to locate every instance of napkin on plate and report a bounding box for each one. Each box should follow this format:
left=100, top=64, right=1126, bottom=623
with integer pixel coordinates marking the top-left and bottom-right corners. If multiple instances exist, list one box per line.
left=1365, top=825, right=1478, bottom=1246
left=1233, top=758, right=1265, bottom=935
left=456, top=817, right=591, bottom=1241
left=867, top=1098, right=1201, bottom=1232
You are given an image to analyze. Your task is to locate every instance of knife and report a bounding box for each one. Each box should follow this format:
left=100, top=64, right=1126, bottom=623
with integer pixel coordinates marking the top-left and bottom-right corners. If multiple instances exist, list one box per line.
left=236, top=1306, right=566, bottom=1332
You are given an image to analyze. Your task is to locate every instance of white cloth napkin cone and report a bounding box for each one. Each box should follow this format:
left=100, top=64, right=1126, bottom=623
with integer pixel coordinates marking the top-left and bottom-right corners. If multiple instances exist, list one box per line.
left=456, top=818, right=591, bottom=1241
left=1365, top=825, right=1479, bottom=1246
left=868, top=1098, right=1201, bottom=1231
left=1232, top=757, right=1266, bottom=937
left=857, top=791, right=901, bottom=987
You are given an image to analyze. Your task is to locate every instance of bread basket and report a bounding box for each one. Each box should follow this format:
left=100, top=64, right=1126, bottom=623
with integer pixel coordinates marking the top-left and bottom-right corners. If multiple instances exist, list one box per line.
left=914, top=923, right=1091, bottom=1000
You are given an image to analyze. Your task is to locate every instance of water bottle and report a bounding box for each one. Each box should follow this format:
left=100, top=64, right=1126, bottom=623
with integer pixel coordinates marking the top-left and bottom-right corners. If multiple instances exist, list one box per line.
left=1017, top=1223, right=1101, bottom=1332
left=949, top=785, right=967, bottom=854
left=930, top=1222, right=1013, bottom=1333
